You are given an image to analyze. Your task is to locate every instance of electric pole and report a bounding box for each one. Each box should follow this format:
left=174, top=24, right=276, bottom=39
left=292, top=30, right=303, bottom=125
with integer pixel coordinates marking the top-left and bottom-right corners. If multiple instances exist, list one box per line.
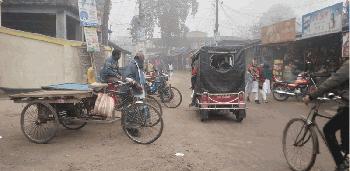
left=214, top=0, right=219, bottom=35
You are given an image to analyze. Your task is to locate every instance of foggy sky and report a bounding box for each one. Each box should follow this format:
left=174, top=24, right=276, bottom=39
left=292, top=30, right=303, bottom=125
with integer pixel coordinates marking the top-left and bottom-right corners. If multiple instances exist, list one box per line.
left=109, top=0, right=344, bottom=39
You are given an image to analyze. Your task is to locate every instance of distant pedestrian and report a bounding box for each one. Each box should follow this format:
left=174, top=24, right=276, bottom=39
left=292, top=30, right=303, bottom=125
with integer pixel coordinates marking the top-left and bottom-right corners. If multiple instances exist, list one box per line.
left=247, top=58, right=261, bottom=104
left=168, top=63, right=174, bottom=78
left=262, top=64, right=272, bottom=103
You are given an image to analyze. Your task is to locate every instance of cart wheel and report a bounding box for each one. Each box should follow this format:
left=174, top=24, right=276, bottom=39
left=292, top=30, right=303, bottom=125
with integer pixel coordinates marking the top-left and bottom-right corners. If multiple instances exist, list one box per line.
left=200, top=110, right=209, bottom=122
left=20, top=102, right=59, bottom=144
left=235, top=110, right=246, bottom=122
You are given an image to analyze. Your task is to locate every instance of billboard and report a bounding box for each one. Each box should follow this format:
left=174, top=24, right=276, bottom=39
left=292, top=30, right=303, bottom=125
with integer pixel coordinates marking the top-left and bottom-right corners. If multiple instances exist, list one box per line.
left=78, top=0, right=99, bottom=27
left=84, top=27, right=100, bottom=52
left=302, top=3, right=343, bottom=38
left=261, top=18, right=296, bottom=44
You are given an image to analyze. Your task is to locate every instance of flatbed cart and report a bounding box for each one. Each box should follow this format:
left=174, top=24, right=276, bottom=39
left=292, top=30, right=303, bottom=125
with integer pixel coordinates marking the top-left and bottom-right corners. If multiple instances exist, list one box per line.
left=9, top=82, right=163, bottom=144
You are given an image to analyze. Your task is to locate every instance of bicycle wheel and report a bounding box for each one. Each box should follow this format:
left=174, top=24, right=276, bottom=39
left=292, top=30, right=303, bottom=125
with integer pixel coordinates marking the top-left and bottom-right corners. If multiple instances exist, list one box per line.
left=21, top=102, right=59, bottom=144
left=121, top=103, right=163, bottom=144
left=145, top=95, right=163, bottom=115
left=282, top=118, right=318, bottom=171
left=162, top=87, right=182, bottom=108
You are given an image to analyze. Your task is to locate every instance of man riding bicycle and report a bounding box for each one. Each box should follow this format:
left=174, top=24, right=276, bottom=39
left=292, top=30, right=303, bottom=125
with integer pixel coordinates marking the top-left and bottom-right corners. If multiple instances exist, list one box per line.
left=304, top=59, right=349, bottom=171
left=100, top=49, right=122, bottom=83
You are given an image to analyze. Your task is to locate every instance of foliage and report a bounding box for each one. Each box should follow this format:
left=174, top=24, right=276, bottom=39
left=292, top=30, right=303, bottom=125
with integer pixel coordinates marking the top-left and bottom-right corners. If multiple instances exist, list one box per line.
left=130, top=0, right=198, bottom=48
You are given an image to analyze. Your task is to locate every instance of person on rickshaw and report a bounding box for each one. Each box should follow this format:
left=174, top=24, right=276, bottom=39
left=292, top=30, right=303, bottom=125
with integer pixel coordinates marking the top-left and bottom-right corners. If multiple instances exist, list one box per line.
left=100, top=49, right=122, bottom=83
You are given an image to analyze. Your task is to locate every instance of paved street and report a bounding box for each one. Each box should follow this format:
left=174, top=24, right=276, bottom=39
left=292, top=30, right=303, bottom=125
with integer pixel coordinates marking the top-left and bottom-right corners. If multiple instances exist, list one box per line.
left=0, top=72, right=337, bottom=171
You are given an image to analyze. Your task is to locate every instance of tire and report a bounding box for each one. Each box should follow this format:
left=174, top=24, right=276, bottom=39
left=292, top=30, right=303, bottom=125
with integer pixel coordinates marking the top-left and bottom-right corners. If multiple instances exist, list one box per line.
left=162, top=87, right=182, bottom=108
left=282, top=118, right=318, bottom=171
left=200, top=110, right=209, bottom=122
left=20, top=102, right=59, bottom=144
left=145, top=95, right=163, bottom=115
left=273, top=84, right=289, bottom=101
left=235, top=110, right=246, bottom=122
left=121, top=103, right=163, bottom=144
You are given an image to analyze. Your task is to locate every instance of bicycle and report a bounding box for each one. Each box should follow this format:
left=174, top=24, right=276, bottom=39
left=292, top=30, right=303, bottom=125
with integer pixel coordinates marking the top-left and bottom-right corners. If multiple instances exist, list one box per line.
left=103, top=80, right=164, bottom=144
left=145, top=71, right=182, bottom=108
left=282, top=93, right=348, bottom=171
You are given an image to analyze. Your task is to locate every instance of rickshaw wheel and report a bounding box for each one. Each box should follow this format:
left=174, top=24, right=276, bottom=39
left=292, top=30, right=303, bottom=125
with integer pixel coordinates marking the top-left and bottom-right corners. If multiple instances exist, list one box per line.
left=121, top=103, right=163, bottom=144
left=200, top=110, right=209, bottom=122
left=20, top=102, right=59, bottom=144
left=234, top=110, right=246, bottom=122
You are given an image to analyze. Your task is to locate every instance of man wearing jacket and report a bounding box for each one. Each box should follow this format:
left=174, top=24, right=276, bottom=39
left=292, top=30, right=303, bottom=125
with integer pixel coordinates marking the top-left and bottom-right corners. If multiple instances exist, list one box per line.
left=304, top=59, right=349, bottom=171
left=100, top=49, right=121, bottom=83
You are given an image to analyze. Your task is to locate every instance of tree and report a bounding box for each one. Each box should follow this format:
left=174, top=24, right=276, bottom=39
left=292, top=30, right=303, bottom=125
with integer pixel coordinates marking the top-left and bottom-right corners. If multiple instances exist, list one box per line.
left=130, top=0, right=198, bottom=48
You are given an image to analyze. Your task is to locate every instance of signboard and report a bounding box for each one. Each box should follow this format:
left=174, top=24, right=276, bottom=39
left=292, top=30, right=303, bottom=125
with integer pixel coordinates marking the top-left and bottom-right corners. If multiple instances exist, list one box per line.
left=78, top=0, right=99, bottom=27
left=302, top=3, right=343, bottom=38
left=84, top=27, right=100, bottom=52
left=261, top=18, right=296, bottom=44
left=343, top=32, right=349, bottom=57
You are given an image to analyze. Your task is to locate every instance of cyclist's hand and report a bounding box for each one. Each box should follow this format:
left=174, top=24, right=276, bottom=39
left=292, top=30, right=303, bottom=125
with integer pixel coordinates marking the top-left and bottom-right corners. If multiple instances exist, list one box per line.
left=303, top=95, right=311, bottom=105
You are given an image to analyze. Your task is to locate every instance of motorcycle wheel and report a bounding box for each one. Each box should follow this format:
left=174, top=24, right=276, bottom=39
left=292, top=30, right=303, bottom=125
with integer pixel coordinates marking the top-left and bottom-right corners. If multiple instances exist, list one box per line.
left=273, top=84, right=289, bottom=101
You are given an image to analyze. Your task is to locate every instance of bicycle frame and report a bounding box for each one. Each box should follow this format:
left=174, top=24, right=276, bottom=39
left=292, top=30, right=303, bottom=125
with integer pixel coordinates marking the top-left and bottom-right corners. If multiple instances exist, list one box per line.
left=296, top=102, right=333, bottom=153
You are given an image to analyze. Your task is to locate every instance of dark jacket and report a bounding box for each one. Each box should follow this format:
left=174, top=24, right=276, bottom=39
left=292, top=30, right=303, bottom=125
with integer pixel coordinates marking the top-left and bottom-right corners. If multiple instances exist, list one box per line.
left=310, top=60, right=349, bottom=103
left=100, top=56, right=120, bottom=83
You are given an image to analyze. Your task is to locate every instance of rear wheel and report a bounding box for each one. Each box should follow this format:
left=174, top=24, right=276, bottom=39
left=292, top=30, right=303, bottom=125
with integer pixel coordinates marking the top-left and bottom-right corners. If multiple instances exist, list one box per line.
left=273, top=84, right=289, bottom=101
left=121, top=103, right=163, bottom=144
left=234, top=110, right=246, bottom=122
left=161, top=87, right=182, bottom=108
left=145, top=95, right=163, bottom=115
left=200, top=110, right=209, bottom=122
left=282, top=118, right=318, bottom=171
left=21, top=102, right=59, bottom=144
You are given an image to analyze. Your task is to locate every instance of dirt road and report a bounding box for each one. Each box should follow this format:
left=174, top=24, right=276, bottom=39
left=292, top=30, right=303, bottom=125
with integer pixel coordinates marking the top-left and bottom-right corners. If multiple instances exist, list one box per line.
left=0, top=71, right=336, bottom=171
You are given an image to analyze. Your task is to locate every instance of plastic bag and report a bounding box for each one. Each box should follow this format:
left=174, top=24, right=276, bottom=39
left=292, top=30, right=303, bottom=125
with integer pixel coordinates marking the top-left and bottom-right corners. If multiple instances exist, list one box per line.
left=97, top=93, right=115, bottom=118
left=93, top=93, right=103, bottom=114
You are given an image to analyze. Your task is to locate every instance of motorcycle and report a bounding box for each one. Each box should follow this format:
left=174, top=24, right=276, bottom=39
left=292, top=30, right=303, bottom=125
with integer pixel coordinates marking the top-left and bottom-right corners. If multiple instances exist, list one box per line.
left=272, top=72, right=317, bottom=101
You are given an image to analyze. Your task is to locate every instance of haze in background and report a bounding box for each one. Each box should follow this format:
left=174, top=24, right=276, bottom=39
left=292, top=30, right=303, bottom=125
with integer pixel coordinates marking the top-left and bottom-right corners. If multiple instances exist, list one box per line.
left=110, top=0, right=344, bottom=39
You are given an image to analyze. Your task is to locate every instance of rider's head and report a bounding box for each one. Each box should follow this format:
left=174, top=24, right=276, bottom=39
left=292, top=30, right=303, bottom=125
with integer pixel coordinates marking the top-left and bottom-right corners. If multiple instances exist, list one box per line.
left=112, top=49, right=121, bottom=61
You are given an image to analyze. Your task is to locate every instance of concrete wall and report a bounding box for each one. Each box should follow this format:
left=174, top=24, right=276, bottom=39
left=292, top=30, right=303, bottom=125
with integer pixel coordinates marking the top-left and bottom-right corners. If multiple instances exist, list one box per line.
left=0, top=27, right=86, bottom=88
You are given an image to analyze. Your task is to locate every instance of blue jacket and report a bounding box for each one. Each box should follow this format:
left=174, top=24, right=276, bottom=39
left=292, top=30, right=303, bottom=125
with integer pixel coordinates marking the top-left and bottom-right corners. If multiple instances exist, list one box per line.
left=100, top=56, right=120, bottom=83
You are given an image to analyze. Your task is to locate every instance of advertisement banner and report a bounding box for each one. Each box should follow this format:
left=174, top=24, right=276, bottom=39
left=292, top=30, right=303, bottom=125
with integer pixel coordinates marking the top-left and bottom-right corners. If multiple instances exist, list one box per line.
left=78, top=0, right=99, bottom=27
left=84, top=27, right=100, bottom=52
left=302, top=3, right=343, bottom=38
left=261, top=18, right=296, bottom=44
left=343, top=32, right=349, bottom=57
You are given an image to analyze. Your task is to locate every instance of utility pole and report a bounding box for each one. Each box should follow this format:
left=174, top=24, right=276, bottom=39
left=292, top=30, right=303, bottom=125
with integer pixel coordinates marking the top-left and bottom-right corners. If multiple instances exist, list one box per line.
left=214, top=0, right=219, bottom=45
left=214, top=0, right=219, bottom=35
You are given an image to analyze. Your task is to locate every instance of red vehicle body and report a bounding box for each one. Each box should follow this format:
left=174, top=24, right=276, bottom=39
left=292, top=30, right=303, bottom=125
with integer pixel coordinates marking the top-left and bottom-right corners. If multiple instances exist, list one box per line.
left=272, top=72, right=317, bottom=101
